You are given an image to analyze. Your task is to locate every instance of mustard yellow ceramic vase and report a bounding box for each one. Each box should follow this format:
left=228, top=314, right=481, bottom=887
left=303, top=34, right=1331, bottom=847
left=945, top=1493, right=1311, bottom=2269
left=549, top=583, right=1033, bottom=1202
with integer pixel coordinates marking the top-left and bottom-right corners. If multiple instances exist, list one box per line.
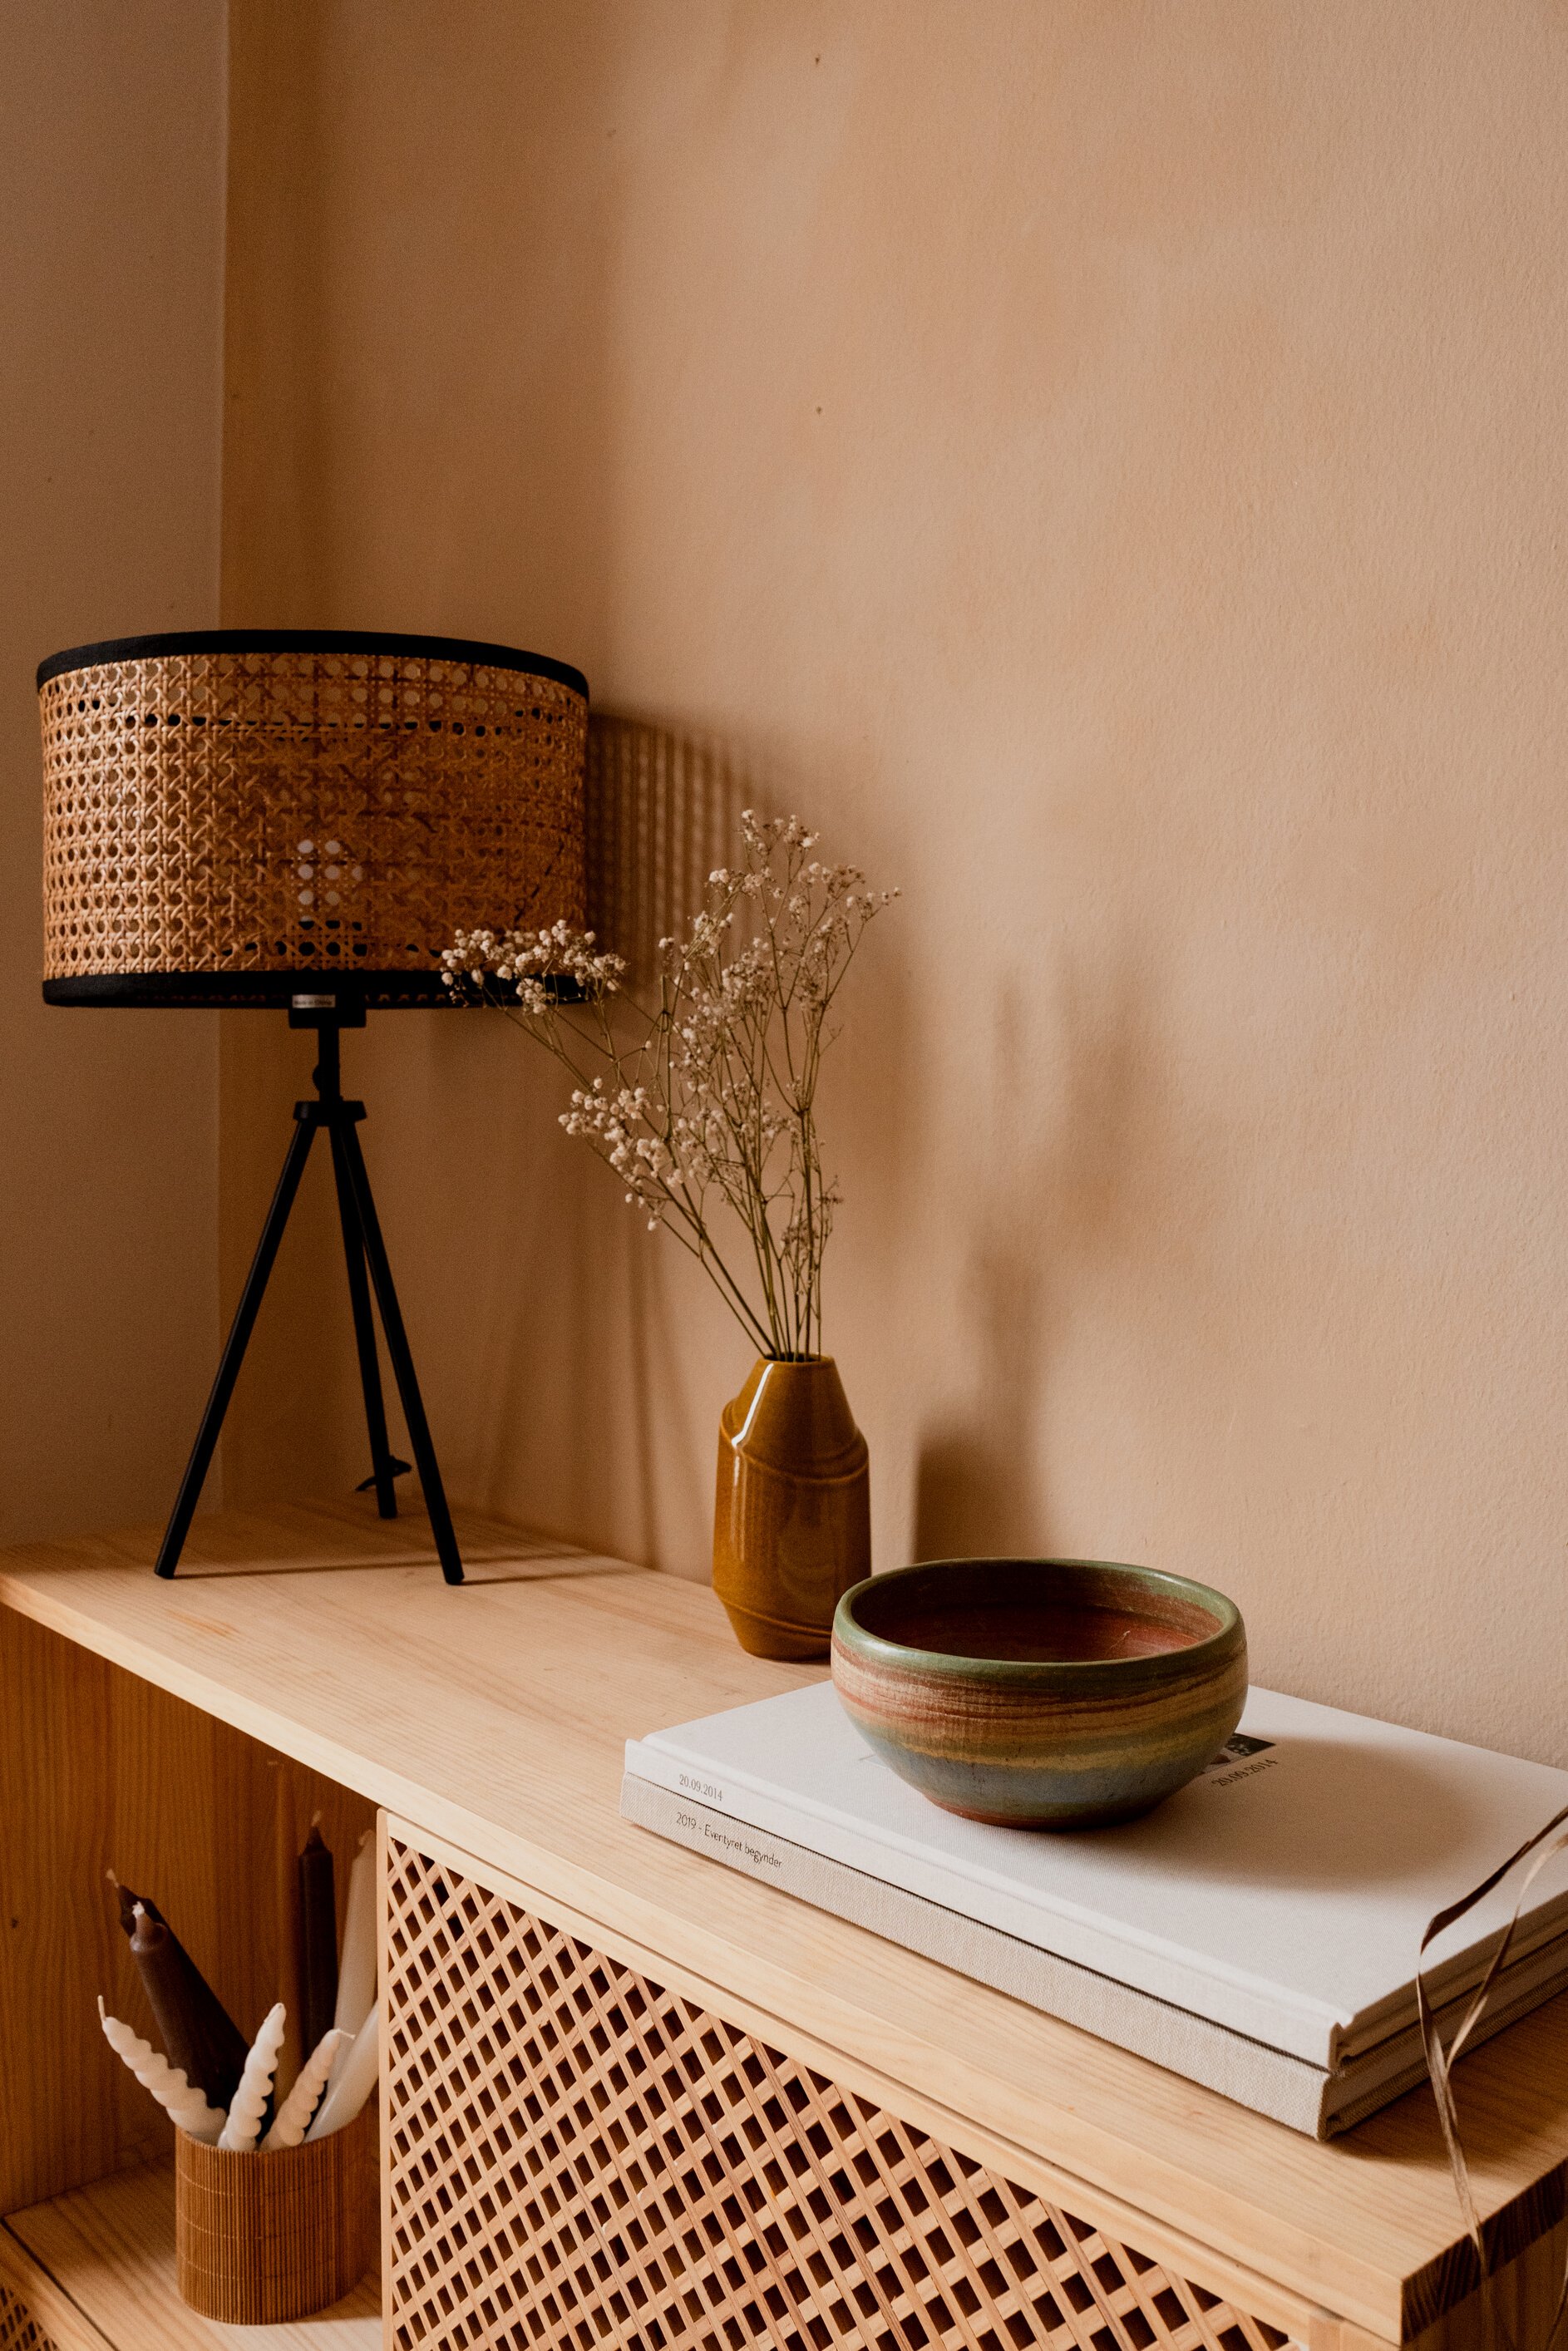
left=713, top=1357, right=870, bottom=1661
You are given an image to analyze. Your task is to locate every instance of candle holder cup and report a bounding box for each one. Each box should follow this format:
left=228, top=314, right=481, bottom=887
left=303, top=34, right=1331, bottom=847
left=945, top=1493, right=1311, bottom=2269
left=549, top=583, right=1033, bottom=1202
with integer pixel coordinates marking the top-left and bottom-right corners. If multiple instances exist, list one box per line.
left=175, top=2102, right=377, bottom=2323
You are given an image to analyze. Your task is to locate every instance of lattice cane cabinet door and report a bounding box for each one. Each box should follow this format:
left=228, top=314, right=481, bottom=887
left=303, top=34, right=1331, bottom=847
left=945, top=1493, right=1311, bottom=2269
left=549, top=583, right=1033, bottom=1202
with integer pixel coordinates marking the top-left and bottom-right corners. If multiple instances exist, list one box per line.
left=382, top=1830, right=1304, bottom=2351
left=0, top=2281, right=55, bottom=2351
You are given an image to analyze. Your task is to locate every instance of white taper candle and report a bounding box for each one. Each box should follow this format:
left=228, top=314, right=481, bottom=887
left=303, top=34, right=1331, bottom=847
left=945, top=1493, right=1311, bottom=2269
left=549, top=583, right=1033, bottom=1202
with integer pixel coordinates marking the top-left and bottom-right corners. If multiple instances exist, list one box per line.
left=305, top=2000, right=379, bottom=2140
left=333, top=1827, right=377, bottom=2036
left=218, top=2001, right=286, bottom=2151
left=97, top=1999, right=224, bottom=2142
left=261, top=2027, right=347, bottom=2151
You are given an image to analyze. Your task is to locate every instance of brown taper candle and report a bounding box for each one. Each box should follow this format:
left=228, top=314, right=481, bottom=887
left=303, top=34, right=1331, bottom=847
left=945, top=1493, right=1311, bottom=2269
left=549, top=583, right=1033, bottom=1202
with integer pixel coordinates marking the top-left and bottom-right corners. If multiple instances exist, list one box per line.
left=128, top=1903, right=250, bottom=2115
left=112, top=1880, right=163, bottom=1936
left=298, top=1823, right=338, bottom=2058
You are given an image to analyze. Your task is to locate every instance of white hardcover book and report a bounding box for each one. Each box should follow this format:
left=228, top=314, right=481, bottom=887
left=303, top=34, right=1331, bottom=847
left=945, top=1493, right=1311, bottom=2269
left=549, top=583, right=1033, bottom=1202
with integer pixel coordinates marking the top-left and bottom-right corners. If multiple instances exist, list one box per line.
left=619, top=1773, right=1568, bottom=2136
left=624, top=1681, right=1568, bottom=2070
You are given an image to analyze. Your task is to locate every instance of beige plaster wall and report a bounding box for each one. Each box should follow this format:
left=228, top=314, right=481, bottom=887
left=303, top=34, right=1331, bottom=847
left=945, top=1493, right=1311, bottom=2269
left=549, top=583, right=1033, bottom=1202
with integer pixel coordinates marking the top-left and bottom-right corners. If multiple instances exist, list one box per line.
left=0, top=0, right=224, bottom=1537
left=222, top=1, right=1568, bottom=1762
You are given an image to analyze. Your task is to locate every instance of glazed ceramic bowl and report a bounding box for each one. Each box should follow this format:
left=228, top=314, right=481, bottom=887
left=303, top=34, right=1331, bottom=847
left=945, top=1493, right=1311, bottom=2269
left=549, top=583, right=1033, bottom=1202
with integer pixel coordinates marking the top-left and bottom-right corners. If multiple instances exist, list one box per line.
left=831, top=1557, right=1246, bottom=1830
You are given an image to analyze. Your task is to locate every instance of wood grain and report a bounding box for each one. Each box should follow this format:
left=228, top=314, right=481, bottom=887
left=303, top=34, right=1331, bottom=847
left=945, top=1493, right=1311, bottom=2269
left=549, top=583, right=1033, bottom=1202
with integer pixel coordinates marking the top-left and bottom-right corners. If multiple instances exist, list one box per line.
left=0, top=1603, right=372, bottom=2214
left=4, top=2157, right=379, bottom=2349
left=1310, top=2223, right=1568, bottom=2351
left=0, top=1613, right=119, bottom=2211
left=2, top=1499, right=1566, bottom=2343
left=0, top=2280, right=56, bottom=2351
left=1406, top=2220, right=1567, bottom=2351
left=0, top=2231, right=112, bottom=2350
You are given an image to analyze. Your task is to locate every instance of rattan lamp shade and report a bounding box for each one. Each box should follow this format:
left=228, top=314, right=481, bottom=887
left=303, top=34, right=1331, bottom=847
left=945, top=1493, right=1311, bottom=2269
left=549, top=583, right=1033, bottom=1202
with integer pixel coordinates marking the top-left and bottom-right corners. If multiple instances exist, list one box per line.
left=38, top=628, right=588, bottom=1006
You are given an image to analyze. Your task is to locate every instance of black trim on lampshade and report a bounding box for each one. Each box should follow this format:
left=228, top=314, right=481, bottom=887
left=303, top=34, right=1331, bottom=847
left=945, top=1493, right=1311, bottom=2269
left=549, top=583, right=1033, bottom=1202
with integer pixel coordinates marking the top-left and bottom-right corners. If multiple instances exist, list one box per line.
left=36, top=628, right=589, bottom=700
left=40, top=629, right=589, bottom=1003
left=42, top=971, right=587, bottom=1010
left=43, top=972, right=455, bottom=1009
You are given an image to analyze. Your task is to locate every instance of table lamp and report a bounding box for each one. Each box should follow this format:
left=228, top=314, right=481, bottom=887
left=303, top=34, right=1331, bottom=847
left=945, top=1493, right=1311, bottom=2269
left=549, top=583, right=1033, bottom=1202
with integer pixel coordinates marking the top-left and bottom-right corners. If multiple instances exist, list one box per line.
left=39, top=628, right=589, bottom=1583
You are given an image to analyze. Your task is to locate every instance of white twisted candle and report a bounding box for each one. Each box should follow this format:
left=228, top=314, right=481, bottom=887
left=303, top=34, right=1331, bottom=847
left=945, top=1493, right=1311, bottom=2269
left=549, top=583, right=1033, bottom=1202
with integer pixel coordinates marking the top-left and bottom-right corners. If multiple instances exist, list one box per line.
left=97, top=1999, right=224, bottom=2142
left=333, top=1829, right=377, bottom=2036
left=306, top=2001, right=379, bottom=2141
left=261, top=2027, right=347, bottom=2151
left=218, top=2001, right=286, bottom=2151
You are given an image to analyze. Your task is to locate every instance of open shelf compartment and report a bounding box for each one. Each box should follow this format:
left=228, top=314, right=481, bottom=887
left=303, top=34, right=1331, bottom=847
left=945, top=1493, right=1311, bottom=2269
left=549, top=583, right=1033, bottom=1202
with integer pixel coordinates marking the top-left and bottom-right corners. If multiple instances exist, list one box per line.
left=2, top=2158, right=378, bottom=2350
left=0, top=1603, right=381, bottom=2349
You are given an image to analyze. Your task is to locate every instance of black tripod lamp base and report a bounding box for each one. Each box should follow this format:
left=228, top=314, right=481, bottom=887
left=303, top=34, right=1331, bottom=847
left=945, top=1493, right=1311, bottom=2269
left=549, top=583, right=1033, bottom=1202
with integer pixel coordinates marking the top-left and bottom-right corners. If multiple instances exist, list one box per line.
left=154, top=998, right=464, bottom=1584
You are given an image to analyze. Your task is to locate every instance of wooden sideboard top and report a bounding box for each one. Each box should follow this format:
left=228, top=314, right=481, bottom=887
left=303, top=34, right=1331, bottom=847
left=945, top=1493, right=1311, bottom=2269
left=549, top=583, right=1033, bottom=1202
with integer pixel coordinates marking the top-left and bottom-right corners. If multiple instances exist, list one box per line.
left=1, top=1496, right=1563, bottom=2346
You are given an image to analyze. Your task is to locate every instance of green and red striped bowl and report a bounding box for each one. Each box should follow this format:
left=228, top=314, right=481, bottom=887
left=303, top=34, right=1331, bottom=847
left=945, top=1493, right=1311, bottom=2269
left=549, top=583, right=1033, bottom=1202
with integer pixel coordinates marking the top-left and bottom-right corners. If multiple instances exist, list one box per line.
left=831, top=1557, right=1246, bottom=1831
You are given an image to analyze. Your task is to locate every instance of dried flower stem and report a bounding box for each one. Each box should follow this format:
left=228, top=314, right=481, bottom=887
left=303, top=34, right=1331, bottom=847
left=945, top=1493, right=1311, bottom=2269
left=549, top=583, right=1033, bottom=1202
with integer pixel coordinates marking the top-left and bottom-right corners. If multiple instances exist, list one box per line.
left=1418, top=1811, right=1568, bottom=2351
left=445, top=811, right=895, bottom=1359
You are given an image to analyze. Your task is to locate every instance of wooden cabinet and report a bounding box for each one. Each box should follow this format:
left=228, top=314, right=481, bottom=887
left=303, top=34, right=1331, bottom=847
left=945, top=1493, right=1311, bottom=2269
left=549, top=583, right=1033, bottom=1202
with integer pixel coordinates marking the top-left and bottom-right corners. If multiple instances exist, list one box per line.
left=381, top=1819, right=1303, bottom=2351
left=0, top=1503, right=1563, bottom=2351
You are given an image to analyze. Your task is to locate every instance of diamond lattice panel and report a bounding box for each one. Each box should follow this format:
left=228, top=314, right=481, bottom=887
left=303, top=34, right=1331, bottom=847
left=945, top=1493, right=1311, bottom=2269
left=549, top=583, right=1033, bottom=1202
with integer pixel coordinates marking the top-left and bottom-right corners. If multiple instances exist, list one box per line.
left=0, top=2281, right=53, bottom=2351
left=385, top=1836, right=1299, bottom=2351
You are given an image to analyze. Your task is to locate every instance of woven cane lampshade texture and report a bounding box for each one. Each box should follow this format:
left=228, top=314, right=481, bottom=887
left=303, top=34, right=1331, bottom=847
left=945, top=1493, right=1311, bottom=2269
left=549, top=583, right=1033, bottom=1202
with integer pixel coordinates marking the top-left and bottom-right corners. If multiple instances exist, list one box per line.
left=39, top=629, right=588, bottom=1005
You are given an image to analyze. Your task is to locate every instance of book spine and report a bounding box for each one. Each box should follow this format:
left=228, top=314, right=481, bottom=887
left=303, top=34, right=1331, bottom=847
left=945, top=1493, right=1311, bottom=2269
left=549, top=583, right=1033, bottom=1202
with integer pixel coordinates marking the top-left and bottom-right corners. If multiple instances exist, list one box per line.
left=624, top=1736, right=1336, bottom=2064
left=619, top=1771, right=1332, bottom=2138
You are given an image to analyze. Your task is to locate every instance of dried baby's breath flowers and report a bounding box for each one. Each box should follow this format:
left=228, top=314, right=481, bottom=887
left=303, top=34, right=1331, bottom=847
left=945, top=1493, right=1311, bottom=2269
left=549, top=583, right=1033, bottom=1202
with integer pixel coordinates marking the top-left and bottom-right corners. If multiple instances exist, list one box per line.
left=444, top=811, right=896, bottom=1359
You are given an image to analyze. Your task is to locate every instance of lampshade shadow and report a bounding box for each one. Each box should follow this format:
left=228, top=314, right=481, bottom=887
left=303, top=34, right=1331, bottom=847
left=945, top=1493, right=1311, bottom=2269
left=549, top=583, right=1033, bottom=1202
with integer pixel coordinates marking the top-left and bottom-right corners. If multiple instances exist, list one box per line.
left=584, top=710, right=749, bottom=982
left=467, top=711, right=762, bottom=1572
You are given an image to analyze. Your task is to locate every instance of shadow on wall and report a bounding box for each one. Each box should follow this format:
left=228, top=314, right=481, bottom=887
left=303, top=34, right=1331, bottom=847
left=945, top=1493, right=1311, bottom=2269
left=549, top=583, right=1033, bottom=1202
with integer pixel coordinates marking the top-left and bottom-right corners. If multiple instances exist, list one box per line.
left=466, top=709, right=756, bottom=1567
left=469, top=707, right=920, bottom=1580
left=913, top=948, right=1175, bottom=1567
left=585, top=711, right=748, bottom=980
left=219, top=0, right=629, bottom=1514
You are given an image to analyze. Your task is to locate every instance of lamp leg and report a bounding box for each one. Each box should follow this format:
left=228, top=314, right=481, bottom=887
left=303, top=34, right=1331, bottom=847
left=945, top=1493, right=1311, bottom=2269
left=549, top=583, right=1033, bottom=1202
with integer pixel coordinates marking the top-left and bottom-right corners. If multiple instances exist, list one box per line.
left=328, top=1121, right=407, bottom=1518
left=336, top=1119, right=465, bottom=1585
left=155, top=1115, right=318, bottom=1579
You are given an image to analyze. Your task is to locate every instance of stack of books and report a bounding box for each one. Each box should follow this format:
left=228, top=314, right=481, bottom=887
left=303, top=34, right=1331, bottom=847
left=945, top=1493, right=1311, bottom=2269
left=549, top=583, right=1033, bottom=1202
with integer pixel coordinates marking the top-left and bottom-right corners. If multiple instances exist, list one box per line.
left=622, top=1681, right=1568, bottom=2137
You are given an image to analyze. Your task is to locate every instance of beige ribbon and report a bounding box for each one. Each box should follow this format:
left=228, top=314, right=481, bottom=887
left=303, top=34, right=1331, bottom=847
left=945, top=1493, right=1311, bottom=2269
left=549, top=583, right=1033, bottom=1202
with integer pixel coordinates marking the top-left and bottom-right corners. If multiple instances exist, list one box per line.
left=1418, top=1804, right=1568, bottom=2351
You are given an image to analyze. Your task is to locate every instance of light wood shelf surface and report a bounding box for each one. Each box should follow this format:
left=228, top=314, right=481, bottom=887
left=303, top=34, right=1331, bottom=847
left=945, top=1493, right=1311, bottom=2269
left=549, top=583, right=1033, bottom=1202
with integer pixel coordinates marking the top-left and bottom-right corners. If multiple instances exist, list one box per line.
left=1, top=1497, right=1564, bottom=2345
left=0, top=2157, right=378, bottom=2349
